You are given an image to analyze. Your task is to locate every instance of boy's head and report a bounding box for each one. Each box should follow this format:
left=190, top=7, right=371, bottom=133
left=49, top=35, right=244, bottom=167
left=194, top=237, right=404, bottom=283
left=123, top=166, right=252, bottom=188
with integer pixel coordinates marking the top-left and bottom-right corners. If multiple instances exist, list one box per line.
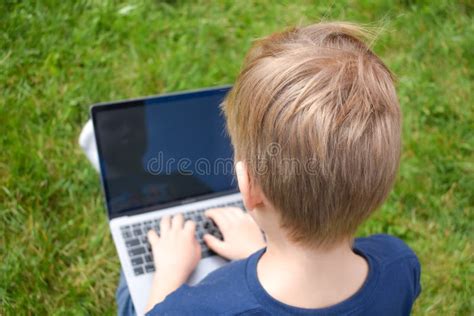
left=223, top=22, right=401, bottom=247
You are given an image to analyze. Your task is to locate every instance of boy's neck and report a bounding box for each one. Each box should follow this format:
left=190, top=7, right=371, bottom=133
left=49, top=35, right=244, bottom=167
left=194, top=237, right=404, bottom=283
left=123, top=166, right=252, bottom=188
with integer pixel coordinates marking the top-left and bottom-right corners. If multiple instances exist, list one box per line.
left=257, top=231, right=368, bottom=309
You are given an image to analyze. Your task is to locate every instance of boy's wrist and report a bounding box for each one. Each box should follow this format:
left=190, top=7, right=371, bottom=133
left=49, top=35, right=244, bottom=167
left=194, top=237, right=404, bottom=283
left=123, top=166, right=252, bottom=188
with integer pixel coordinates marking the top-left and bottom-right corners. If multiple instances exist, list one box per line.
left=145, top=272, right=187, bottom=312
left=152, top=270, right=187, bottom=292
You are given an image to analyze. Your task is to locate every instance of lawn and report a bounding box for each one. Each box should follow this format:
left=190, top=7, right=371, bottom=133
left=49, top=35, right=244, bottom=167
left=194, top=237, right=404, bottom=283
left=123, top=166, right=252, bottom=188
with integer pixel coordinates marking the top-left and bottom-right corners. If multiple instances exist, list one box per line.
left=1, top=0, right=472, bottom=315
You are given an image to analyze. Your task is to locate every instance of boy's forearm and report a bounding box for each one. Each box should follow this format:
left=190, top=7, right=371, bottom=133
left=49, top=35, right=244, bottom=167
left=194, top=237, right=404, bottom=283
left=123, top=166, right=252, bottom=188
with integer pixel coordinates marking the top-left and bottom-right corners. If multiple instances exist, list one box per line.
left=145, top=273, right=187, bottom=313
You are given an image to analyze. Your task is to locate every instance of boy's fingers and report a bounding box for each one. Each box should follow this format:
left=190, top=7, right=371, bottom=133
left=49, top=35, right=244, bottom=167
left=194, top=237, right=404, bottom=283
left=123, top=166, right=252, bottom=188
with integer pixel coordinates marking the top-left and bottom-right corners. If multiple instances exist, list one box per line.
left=160, top=215, right=171, bottom=233
left=220, top=207, right=239, bottom=220
left=220, top=208, right=237, bottom=221
left=203, top=234, right=227, bottom=256
left=171, top=213, right=184, bottom=229
left=147, top=229, right=160, bottom=246
left=205, top=209, right=229, bottom=230
left=184, top=220, right=196, bottom=234
left=229, top=207, right=244, bottom=217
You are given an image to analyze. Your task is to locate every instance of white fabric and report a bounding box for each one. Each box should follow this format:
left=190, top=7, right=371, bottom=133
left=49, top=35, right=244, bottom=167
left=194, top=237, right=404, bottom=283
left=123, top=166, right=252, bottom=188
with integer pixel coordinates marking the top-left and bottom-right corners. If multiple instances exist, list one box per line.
left=78, top=119, right=100, bottom=172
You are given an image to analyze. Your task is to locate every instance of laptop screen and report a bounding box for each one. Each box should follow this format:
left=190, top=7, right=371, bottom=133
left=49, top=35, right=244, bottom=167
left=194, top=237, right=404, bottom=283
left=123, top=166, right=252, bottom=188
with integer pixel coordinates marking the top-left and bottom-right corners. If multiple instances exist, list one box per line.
left=92, top=87, right=237, bottom=217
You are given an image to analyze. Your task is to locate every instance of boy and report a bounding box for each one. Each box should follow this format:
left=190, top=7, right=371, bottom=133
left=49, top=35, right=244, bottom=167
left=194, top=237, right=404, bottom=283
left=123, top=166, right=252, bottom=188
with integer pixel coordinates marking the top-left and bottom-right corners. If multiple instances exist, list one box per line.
left=117, top=22, right=421, bottom=315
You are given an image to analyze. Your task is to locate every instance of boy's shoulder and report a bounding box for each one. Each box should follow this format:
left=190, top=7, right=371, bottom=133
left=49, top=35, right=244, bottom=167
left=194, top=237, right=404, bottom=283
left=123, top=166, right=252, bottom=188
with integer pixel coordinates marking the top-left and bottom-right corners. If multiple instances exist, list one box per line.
left=354, top=234, right=419, bottom=265
left=354, top=234, right=421, bottom=311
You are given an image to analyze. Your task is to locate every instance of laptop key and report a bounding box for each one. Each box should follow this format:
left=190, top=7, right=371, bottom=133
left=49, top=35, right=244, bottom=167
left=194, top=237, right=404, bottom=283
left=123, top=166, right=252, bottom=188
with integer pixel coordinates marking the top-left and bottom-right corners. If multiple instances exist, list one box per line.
left=128, top=247, right=146, bottom=257
left=134, top=267, right=144, bottom=276
left=125, top=238, right=140, bottom=248
left=145, top=265, right=155, bottom=273
left=201, top=249, right=213, bottom=258
left=144, top=254, right=153, bottom=263
left=203, top=221, right=213, bottom=231
left=122, top=230, right=132, bottom=239
left=133, top=229, right=142, bottom=236
left=131, top=257, right=144, bottom=266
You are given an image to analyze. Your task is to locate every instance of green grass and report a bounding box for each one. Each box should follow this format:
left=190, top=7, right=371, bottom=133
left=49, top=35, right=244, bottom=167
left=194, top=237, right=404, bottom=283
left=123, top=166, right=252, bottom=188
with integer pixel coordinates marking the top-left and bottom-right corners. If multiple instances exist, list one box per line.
left=1, top=0, right=472, bottom=315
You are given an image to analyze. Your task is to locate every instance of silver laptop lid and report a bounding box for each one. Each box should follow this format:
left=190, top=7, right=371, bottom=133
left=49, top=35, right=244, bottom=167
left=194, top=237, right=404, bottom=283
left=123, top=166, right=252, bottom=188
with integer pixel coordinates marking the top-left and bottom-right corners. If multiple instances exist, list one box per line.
left=91, top=86, right=237, bottom=219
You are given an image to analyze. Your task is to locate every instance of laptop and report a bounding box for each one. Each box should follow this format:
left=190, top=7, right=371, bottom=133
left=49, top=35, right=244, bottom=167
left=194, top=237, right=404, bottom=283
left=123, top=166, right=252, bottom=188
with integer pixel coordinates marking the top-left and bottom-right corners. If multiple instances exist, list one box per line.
left=91, top=86, right=242, bottom=315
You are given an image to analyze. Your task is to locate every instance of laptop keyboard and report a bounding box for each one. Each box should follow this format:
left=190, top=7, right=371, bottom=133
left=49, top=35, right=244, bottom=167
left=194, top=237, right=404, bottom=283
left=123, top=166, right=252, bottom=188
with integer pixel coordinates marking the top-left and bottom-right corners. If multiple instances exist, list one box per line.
left=120, top=200, right=244, bottom=276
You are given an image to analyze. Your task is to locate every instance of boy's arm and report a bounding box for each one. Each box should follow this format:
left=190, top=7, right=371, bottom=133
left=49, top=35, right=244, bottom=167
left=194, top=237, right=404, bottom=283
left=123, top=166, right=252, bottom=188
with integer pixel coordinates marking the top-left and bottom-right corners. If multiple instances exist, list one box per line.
left=145, top=214, right=201, bottom=313
left=145, top=208, right=265, bottom=313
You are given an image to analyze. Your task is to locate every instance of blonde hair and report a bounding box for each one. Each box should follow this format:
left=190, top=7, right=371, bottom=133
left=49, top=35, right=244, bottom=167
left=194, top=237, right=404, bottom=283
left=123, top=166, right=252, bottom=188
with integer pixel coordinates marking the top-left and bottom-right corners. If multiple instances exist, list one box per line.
left=222, top=22, right=401, bottom=246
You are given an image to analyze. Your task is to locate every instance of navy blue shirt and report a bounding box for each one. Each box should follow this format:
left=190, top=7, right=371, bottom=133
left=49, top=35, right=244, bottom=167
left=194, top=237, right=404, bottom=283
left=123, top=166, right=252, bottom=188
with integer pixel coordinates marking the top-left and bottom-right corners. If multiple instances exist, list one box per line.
left=148, top=234, right=421, bottom=315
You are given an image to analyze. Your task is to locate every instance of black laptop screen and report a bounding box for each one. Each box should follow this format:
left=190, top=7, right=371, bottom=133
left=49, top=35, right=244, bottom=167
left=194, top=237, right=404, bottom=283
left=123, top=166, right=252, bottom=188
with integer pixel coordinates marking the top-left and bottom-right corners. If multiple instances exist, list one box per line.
left=93, top=87, right=237, bottom=217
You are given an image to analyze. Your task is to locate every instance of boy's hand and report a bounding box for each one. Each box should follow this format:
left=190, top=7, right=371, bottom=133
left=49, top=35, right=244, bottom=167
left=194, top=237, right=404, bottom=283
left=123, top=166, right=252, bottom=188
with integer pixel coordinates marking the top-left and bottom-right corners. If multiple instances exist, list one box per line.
left=145, top=214, right=201, bottom=312
left=204, top=208, right=266, bottom=260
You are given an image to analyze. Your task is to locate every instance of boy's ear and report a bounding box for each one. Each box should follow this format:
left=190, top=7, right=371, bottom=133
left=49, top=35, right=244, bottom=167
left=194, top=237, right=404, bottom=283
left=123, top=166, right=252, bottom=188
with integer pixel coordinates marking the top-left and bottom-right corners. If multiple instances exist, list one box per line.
left=235, top=161, right=264, bottom=211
